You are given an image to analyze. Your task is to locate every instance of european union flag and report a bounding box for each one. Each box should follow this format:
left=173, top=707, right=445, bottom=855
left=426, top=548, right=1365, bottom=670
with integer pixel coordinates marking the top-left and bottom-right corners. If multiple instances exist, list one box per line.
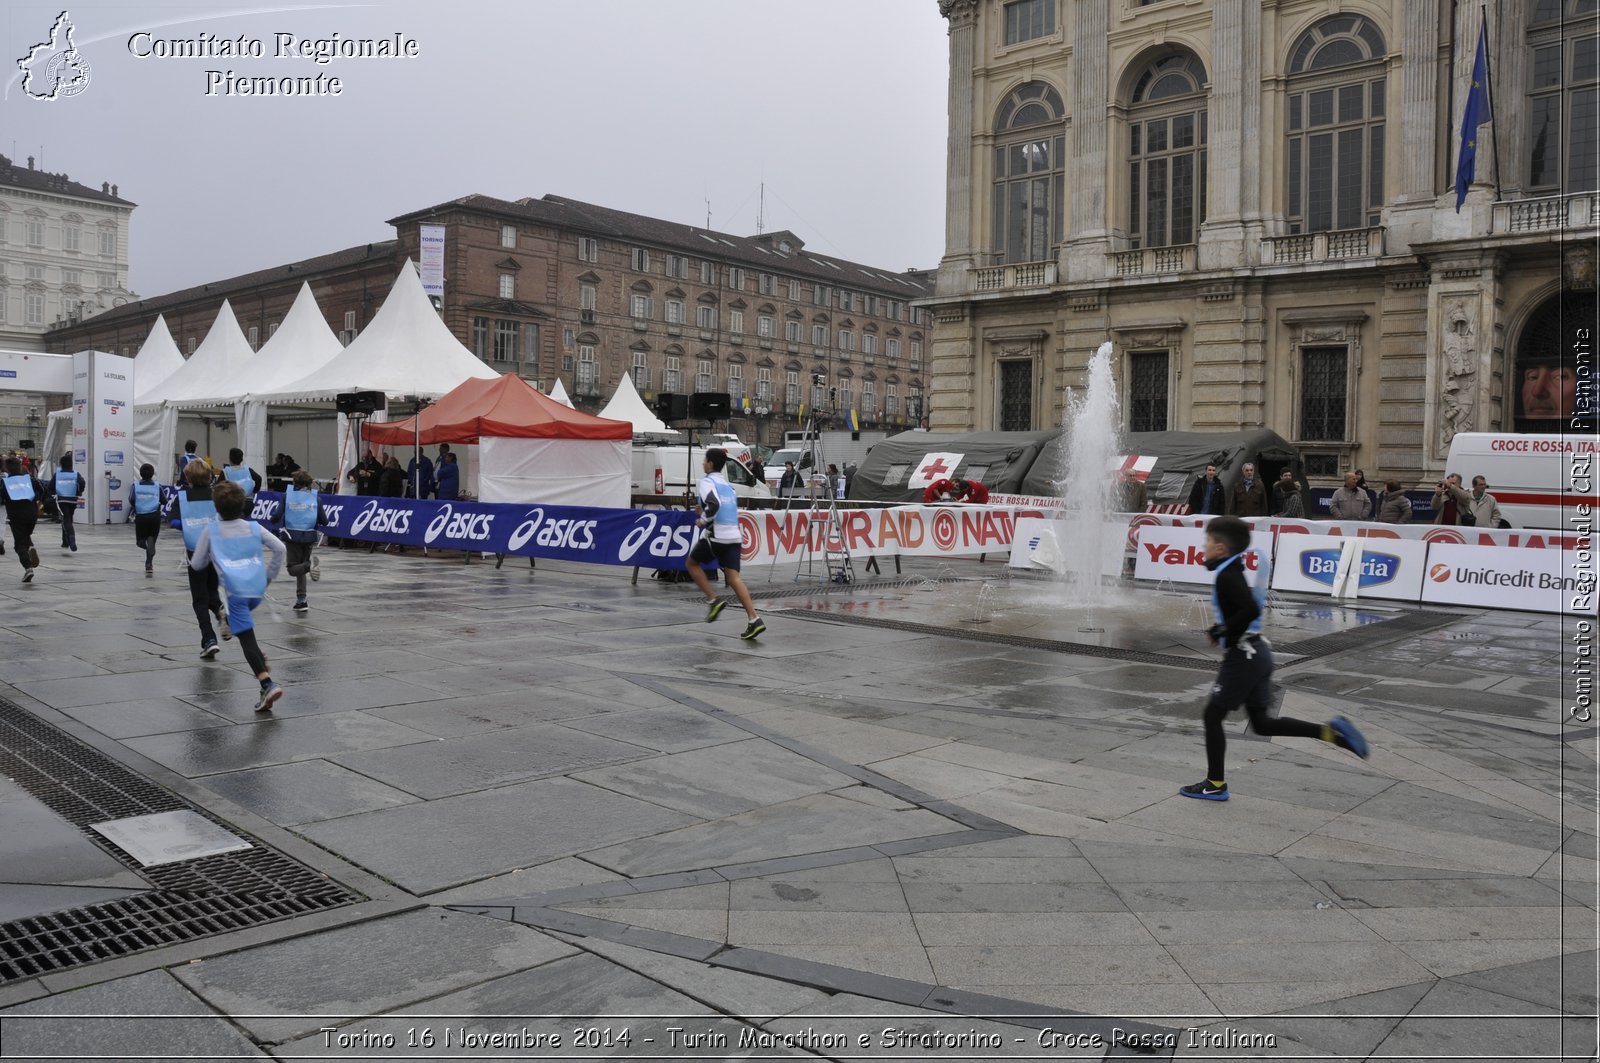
left=1455, top=24, right=1492, bottom=212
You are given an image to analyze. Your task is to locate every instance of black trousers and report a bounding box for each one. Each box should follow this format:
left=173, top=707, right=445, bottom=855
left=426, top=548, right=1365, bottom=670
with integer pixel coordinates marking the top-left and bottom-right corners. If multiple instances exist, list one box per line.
left=9, top=514, right=36, bottom=570
left=1202, top=638, right=1323, bottom=781
left=59, top=503, right=77, bottom=548
left=185, top=554, right=222, bottom=645
left=135, top=514, right=162, bottom=567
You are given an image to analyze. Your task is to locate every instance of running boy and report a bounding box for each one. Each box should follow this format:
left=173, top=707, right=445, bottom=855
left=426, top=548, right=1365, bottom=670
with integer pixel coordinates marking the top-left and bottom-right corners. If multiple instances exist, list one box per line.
left=1, top=456, right=42, bottom=582
left=191, top=480, right=285, bottom=711
left=280, top=469, right=327, bottom=612
left=1181, top=515, right=1369, bottom=801
left=55, top=454, right=85, bottom=552
left=222, top=447, right=262, bottom=498
left=172, top=459, right=228, bottom=657
left=685, top=448, right=765, bottom=640
left=130, top=463, right=163, bottom=575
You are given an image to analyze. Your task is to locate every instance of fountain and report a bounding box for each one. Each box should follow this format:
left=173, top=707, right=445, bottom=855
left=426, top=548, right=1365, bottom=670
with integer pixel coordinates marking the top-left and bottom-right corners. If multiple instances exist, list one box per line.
left=1055, top=341, right=1123, bottom=623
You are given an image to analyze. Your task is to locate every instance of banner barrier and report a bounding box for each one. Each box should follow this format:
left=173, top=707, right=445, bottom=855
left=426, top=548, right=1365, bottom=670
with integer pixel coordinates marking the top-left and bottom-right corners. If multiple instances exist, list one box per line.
left=1132, top=525, right=1274, bottom=586
left=1270, top=533, right=1430, bottom=602
left=1009, top=517, right=1127, bottom=578
left=1129, top=512, right=1581, bottom=552
left=1419, top=542, right=1595, bottom=616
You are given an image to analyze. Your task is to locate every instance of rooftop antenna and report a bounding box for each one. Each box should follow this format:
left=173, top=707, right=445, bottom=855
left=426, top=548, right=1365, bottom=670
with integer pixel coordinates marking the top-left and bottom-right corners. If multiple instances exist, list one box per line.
left=705, top=197, right=711, bottom=230
left=757, top=182, right=765, bottom=235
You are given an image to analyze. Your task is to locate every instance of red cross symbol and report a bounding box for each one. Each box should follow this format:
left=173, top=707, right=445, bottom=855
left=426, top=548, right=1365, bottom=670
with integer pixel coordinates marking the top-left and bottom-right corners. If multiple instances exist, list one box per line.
left=921, top=456, right=953, bottom=479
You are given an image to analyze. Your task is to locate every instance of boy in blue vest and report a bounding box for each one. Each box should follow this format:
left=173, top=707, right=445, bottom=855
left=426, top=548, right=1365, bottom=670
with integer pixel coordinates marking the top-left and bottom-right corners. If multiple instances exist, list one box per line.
left=171, top=459, right=229, bottom=657
left=55, top=454, right=85, bottom=552
left=222, top=447, right=262, bottom=498
left=280, top=469, right=327, bottom=612
left=1181, top=516, right=1369, bottom=801
left=130, top=463, right=164, bottom=576
left=686, top=448, right=764, bottom=640
left=1, top=456, right=43, bottom=582
left=191, top=480, right=285, bottom=711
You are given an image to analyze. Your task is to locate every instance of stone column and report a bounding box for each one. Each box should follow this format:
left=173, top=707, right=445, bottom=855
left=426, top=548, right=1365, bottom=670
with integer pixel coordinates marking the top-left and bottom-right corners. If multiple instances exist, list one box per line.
left=1198, top=0, right=1262, bottom=269
left=1064, top=0, right=1110, bottom=282
left=935, top=0, right=980, bottom=298
left=1385, top=0, right=1441, bottom=251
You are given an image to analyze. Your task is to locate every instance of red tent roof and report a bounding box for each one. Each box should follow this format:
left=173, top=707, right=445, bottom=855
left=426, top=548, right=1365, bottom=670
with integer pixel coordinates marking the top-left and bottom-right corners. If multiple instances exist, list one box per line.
left=363, top=374, right=632, bottom=445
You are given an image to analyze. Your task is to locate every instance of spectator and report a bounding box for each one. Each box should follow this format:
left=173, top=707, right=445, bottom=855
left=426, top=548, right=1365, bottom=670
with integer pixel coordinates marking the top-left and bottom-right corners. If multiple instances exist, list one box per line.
left=1187, top=464, right=1227, bottom=515
left=1431, top=473, right=1472, bottom=526
left=378, top=455, right=406, bottom=498
left=1273, top=470, right=1305, bottom=518
left=1230, top=462, right=1268, bottom=517
left=1465, top=475, right=1508, bottom=528
left=1354, top=469, right=1379, bottom=517
left=1376, top=479, right=1412, bottom=523
left=1328, top=471, right=1373, bottom=520
left=778, top=461, right=803, bottom=496
left=826, top=464, right=844, bottom=500
left=749, top=455, right=766, bottom=485
left=405, top=451, right=435, bottom=499
left=349, top=449, right=382, bottom=496
left=1116, top=470, right=1147, bottom=513
left=435, top=451, right=460, bottom=501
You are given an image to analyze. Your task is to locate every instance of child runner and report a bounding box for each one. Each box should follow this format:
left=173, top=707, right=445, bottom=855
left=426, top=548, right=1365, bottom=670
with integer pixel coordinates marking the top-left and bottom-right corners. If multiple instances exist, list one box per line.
left=280, top=469, right=326, bottom=613
left=1, top=456, right=42, bottom=582
left=55, top=454, right=85, bottom=553
left=222, top=447, right=262, bottom=499
left=1181, top=515, right=1369, bottom=801
left=685, top=448, right=765, bottom=641
left=130, top=463, right=163, bottom=576
left=191, top=480, right=285, bottom=711
left=171, top=460, right=229, bottom=658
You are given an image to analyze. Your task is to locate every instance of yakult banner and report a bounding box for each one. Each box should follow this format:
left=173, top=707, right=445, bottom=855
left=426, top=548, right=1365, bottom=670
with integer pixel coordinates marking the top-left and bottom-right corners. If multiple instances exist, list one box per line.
left=1271, top=533, right=1429, bottom=602
left=1132, top=525, right=1273, bottom=586
left=1420, top=543, right=1596, bottom=616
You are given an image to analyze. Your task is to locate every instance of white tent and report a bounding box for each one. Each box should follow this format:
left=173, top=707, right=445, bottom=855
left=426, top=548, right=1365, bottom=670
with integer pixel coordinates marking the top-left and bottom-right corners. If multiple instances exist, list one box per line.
left=229, top=282, right=346, bottom=476
left=597, top=374, right=674, bottom=435
left=254, top=264, right=499, bottom=488
left=130, top=315, right=186, bottom=471
left=143, top=301, right=257, bottom=477
left=548, top=378, right=574, bottom=408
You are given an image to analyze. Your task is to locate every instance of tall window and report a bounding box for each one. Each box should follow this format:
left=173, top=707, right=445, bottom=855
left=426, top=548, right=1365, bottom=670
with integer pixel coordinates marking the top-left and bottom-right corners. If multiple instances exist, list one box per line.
left=1286, top=16, right=1387, bottom=232
left=580, top=284, right=596, bottom=311
left=886, top=384, right=899, bottom=417
left=631, top=293, right=651, bottom=320
left=471, top=317, right=489, bottom=357
left=1004, top=0, right=1054, bottom=45
left=1528, top=0, right=1599, bottom=191
left=631, top=248, right=649, bottom=272
left=758, top=314, right=774, bottom=338
left=1128, top=52, right=1209, bottom=248
left=494, top=321, right=518, bottom=361
left=523, top=323, right=540, bottom=362
left=862, top=380, right=877, bottom=417
left=1128, top=351, right=1169, bottom=432
left=632, top=350, right=650, bottom=390
left=499, top=273, right=515, bottom=299
left=667, top=254, right=686, bottom=278
left=577, top=237, right=598, bottom=262
left=999, top=360, right=1033, bottom=430
left=697, top=305, right=717, bottom=330
left=664, top=355, right=681, bottom=392
left=785, top=319, right=801, bottom=343
left=577, top=345, right=597, bottom=391
left=728, top=267, right=745, bottom=290
left=1299, top=347, right=1348, bottom=440
left=812, top=323, right=829, bottom=347
left=728, top=363, right=744, bottom=399
left=25, top=293, right=43, bottom=325
left=757, top=367, right=772, bottom=403
left=26, top=219, right=44, bottom=247
left=500, top=225, right=517, bottom=248
left=992, top=81, right=1066, bottom=263
left=838, top=380, right=852, bottom=411
left=64, top=224, right=80, bottom=252
left=729, top=309, right=745, bottom=334
left=98, top=230, right=114, bottom=256
left=697, top=359, right=715, bottom=393
left=784, top=370, right=799, bottom=408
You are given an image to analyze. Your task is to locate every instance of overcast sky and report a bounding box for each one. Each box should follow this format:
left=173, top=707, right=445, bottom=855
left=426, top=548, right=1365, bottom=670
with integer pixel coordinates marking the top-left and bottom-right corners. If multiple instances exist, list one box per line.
left=3, top=0, right=951, bottom=297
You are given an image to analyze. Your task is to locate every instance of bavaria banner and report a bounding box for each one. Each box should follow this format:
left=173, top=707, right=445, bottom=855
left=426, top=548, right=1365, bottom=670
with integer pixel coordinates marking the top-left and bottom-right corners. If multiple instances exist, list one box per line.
left=1132, top=525, right=1273, bottom=586
left=1271, top=533, right=1429, bottom=602
left=1420, top=542, right=1596, bottom=616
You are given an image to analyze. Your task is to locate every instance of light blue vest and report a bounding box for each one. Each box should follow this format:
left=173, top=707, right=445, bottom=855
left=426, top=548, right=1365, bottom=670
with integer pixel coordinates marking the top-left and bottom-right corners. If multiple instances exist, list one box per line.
left=213, top=522, right=268, bottom=599
left=223, top=465, right=254, bottom=497
left=1210, top=551, right=1269, bottom=644
left=133, top=482, right=161, bottom=515
left=178, top=491, right=219, bottom=552
left=284, top=487, right=319, bottom=532
left=703, top=476, right=739, bottom=542
left=4, top=474, right=35, bottom=501
left=55, top=471, right=78, bottom=499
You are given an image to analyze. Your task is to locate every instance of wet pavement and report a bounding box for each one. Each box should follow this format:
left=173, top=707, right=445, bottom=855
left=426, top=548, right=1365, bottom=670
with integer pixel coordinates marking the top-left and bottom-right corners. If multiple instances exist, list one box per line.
left=0, top=524, right=1595, bottom=1062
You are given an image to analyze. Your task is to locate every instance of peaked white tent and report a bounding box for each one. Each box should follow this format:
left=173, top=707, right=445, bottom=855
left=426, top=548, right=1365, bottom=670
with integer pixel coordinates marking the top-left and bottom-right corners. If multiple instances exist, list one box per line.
left=597, top=374, right=674, bottom=435
left=255, top=264, right=499, bottom=487
left=133, top=315, right=186, bottom=404
left=230, top=282, right=346, bottom=475
left=547, top=378, right=574, bottom=408
left=140, top=302, right=257, bottom=476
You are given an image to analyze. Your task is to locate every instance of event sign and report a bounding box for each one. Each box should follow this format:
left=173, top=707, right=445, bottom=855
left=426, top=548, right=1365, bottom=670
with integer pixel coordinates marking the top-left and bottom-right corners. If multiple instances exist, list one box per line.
left=1419, top=542, right=1595, bottom=616
left=1132, top=525, right=1274, bottom=586
left=70, top=350, right=135, bottom=525
left=1270, top=533, right=1429, bottom=602
left=419, top=225, right=446, bottom=300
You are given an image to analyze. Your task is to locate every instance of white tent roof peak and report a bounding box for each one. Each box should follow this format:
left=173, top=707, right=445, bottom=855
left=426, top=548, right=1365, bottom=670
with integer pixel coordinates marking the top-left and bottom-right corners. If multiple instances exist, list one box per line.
left=131, top=314, right=185, bottom=404
left=256, top=263, right=498, bottom=403
left=597, top=373, right=672, bottom=434
left=158, top=301, right=258, bottom=407
left=547, top=378, right=574, bottom=408
left=240, top=282, right=345, bottom=397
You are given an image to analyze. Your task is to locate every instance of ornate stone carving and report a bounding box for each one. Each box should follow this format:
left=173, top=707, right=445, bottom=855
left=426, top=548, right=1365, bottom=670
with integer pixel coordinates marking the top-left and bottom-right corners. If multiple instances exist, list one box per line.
left=938, top=0, right=979, bottom=25
left=1301, top=326, right=1346, bottom=343
left=1565, top=245, right=1597, bottom=292
left=1439, top=296, right=1477, bottom=449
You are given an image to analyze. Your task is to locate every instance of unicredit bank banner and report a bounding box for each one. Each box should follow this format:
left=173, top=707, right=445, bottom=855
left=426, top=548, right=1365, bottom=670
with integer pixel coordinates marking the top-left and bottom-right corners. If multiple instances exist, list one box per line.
left=1133, top=525, right=1273, bottom=586
left=1270, top=533, right=1429, bottom=602
left=1420, top=542, right=1596, bottom=616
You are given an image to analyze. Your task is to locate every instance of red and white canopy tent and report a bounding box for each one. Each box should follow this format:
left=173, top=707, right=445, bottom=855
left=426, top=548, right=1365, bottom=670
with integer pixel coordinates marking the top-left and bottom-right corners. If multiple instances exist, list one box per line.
left=364, top=373, right=633, bottom=507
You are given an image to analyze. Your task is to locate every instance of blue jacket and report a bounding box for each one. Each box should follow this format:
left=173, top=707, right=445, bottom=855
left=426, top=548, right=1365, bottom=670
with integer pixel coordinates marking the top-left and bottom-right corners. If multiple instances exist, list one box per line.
left=435, top=462, right=459, bottom=500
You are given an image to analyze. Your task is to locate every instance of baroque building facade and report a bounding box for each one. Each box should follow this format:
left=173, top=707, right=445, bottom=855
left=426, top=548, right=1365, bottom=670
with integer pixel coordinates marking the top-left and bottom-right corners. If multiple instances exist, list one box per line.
left=925, top=0, right=1598, bottom=485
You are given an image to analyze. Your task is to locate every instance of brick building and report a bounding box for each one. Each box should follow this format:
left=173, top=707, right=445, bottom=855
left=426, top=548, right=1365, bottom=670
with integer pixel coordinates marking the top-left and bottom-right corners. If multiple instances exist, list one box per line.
left=51, top=194, right=934, bottom=447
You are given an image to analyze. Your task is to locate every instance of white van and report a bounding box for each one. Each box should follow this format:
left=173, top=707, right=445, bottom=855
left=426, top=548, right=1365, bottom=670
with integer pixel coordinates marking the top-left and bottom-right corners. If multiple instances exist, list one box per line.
left=631, top=446, right=771, bottom=501
left=1443, top=432, right=1597, bottom=529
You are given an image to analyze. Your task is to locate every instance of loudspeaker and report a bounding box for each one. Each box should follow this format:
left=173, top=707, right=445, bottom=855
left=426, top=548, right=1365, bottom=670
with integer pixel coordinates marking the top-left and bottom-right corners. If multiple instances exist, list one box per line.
left=17, top=439, right=34, bottom=450
left=652, top=393, right=688, bottom=422
left=335, top=390, right=386, bottom=415
left=689, top=392, right=731, bottom=420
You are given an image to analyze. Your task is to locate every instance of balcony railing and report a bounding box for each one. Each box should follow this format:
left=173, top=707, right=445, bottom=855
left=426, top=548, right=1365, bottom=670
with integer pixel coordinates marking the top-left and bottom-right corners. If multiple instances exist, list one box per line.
left=1495, top=191, right=1600, bottom=234
left=1262, top=227, right=1384, bottom=265
left=972, top=260, right=1057, bottom=292
left=1112, top=244, right=1194, bottom=277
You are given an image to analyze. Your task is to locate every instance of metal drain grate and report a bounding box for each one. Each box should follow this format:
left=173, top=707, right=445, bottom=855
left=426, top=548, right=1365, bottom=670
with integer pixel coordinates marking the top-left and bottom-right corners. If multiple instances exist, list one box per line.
left=0, top=697, right=360, bottom=984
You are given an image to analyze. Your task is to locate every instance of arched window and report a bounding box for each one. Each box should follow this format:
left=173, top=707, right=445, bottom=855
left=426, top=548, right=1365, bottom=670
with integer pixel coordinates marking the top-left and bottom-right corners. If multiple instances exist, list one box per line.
left=1286, top=16, right=1388, bottom=232
left=1528, top=0, right=1599, bottom=192
left=1127, top=52, right=1208, bottom=248
left=992, top=81, right=1065, bottom=264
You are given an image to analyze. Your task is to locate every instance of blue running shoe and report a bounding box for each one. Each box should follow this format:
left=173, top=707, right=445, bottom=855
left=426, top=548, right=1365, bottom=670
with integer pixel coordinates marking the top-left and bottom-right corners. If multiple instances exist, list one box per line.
left=1330, top=716, right=1369, bottom=759
left=1179, top=780, right=1229, bottom=801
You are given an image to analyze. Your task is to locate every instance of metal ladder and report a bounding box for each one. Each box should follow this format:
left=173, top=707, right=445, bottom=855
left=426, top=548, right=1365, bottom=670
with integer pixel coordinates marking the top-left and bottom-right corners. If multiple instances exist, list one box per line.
left=819, top=496, right=854, bottom=585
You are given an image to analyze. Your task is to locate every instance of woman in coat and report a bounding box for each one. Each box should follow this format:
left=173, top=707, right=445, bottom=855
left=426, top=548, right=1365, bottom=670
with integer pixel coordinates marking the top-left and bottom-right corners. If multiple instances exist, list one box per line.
left=377, top=456, right=406, bottom=498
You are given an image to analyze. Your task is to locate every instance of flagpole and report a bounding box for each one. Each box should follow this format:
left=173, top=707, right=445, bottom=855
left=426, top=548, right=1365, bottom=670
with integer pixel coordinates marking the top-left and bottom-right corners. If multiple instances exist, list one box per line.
left=1481, top=5, right=1501, bottom=202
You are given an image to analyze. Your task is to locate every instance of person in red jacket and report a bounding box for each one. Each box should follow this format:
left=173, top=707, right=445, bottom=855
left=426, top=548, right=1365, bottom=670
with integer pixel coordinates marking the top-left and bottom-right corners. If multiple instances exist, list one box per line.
left=922, top=477, right=989, bottom=504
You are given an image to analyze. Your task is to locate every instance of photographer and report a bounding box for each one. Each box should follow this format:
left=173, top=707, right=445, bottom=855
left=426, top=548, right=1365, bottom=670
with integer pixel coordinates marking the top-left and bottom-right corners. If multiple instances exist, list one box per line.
left=1431, top=473, right=1472, bottom=526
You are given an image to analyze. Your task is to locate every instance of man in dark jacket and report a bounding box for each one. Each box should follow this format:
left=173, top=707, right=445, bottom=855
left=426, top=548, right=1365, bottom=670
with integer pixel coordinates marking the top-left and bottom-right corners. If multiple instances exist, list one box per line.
left=406, top=452, right=435, bottom=499
left=1, top=456, right=43, bottom=581
left=1229, top=463, right=1268, bottom=517
left=435, top=452, right=460, bottom=500
left=1187, top=464, right=1227, bottom=515
left=1273, top=469, right=1304, bottom=517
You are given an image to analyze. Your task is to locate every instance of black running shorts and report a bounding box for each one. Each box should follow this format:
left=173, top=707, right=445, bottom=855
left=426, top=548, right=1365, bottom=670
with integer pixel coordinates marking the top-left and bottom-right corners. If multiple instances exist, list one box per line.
left=690, top=537, right=742, bottom=571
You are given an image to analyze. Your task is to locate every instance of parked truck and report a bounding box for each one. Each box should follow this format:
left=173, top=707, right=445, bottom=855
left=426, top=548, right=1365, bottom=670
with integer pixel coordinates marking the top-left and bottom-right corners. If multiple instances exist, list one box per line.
left=780, top=429, right=889, bottom=476
left=631, top=445, right=771, bottom=502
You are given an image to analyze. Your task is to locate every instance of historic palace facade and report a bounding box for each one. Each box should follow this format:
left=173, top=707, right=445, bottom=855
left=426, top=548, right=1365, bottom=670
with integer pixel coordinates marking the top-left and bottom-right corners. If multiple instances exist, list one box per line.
left=925, top=0, right=1597, bottom=484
